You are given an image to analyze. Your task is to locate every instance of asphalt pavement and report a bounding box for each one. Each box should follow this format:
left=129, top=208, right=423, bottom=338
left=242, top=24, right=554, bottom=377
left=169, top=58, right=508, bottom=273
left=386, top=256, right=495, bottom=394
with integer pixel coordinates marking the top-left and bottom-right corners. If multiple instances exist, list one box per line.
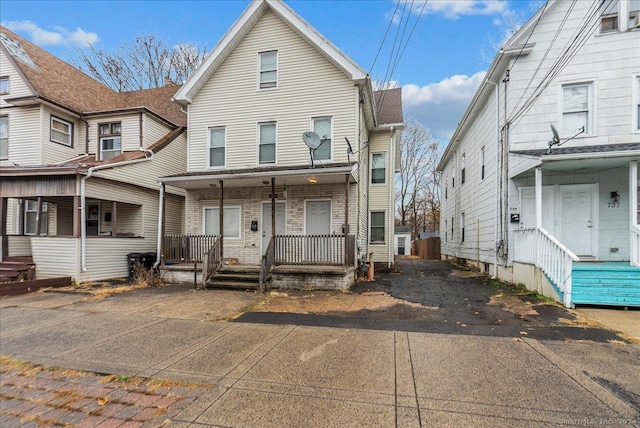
left=1, top=258, right=639, bottom=427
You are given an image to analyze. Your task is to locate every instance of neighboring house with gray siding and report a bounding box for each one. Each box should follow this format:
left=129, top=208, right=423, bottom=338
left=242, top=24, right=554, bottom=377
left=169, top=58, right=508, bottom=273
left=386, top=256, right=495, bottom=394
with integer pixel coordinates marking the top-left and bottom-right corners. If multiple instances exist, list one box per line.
left=438, top=0, right=640, bottom=307
left=0, top=26, right=186, bottom=283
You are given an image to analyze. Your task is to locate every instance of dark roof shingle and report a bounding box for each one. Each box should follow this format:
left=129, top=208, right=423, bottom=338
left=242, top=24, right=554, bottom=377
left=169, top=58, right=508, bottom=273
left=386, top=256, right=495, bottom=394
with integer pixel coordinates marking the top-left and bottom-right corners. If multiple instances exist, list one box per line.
left=374, top=87, right=403, bottom=125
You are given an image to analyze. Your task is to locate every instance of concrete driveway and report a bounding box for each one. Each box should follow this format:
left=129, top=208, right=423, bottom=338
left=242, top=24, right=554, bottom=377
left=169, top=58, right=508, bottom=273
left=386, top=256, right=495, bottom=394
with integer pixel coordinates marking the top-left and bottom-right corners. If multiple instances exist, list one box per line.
left=1, top=258, right=639, bottom=427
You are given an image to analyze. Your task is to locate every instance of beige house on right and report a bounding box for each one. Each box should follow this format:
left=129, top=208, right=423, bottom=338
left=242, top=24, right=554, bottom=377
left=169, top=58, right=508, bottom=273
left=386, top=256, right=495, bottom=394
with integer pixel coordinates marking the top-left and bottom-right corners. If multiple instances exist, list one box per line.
left=438, top=0, right=640, bottom=307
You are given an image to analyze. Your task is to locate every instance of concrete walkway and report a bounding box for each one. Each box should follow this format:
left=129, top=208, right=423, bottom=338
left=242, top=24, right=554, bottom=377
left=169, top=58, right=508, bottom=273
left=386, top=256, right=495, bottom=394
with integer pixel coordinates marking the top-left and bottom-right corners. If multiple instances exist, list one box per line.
left=1, top=281, right=639, bottom=427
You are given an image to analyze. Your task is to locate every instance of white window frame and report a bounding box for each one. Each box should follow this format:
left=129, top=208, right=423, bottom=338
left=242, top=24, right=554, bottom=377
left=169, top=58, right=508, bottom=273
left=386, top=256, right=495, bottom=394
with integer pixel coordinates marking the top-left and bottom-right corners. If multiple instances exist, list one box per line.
left=24, top=200, right=48, bottom=236
left=560, top=82, right=594, bottom=137
left=634, top=75, right=640, bottom=132
left=480, top=146, right=485, bottom=180
left=460, top=212, right=465, bottom=243
left=208, top=126, right=226, bottom=169
left=371, top=152, right=386, bottom=185
left=258, top=50, right=278, bottom=90
left=50, top=116, right=73, bottom=147
left=0, top=115, right=8, bottom=160
left=369, top=210, right=386, bottom=244
left=600, top=0, right=620, bottom=33
left=203, top=205, right=242, bottom=240
left=0, top=76, right=9, bottom=94
left=312, top=116, right=333, bottom=161
left=258, top=122, right=277, bottom=165
left=99, top=122, right=122, bottom=161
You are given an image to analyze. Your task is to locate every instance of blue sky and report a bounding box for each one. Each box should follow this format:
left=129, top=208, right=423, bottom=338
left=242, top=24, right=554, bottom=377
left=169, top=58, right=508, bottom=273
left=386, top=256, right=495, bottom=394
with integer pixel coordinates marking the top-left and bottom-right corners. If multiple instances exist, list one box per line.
left=0, top=0, right=541, bottom=142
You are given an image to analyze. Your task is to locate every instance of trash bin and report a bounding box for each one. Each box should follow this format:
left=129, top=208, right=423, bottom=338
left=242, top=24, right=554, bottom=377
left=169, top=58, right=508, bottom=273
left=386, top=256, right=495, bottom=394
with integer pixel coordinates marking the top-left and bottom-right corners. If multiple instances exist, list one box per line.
left=140, top=252, right=157, bottom=270
left=127, top=252, right=143, bottom=278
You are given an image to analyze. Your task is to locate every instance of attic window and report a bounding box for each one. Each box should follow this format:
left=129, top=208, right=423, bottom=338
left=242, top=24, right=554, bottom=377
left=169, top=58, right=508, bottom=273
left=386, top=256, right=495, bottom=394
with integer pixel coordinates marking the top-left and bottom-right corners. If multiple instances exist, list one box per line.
left=259, top=51, right=278, bottom=89
left=51, top=116, right=73, bottom=147
left=0, top=33, right=36, bottom=68
left=0, top=76, right=8, bottom=94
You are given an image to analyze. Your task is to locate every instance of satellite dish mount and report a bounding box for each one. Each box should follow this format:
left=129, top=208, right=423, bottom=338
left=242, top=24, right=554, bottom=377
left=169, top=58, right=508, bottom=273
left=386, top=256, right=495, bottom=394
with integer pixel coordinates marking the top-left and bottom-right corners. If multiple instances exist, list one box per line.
left=547, top=123, right=584, bottom=154
left=302, top=131, right=324, bottom=167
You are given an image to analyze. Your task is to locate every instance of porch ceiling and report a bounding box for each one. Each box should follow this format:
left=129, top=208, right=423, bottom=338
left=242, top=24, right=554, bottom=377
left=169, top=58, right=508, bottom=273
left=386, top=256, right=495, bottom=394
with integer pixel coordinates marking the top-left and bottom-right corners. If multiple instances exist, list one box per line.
left=159, top=163, right=358, bottom=189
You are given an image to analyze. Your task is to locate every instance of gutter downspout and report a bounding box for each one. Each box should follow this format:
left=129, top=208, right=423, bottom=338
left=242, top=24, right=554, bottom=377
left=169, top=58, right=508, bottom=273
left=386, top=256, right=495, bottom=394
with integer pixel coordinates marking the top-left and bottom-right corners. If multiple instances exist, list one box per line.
left=80, top=149, right=154, bottom=272
left=154, top=182, right=165, bottom=268
left=486, top=79, right=500, bottom=279
left=389, top=126, right=395, bottom=268
left=81, top=118, right=90, bottom=155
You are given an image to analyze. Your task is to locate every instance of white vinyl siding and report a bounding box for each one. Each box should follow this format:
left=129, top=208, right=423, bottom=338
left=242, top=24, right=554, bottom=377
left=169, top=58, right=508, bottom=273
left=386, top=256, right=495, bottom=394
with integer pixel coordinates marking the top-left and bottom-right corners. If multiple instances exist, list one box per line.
left=0, top=115, right=7, bottom=160
left=312, top=116, right=332, bottom=161
left=0, top=106, right=39, bottom=166
left=0, top=52, right=33, bottom=101
left=143, top=114, right=171, bottom=147
left=258, top=122, right=276, bottom=164
left=259, top=50, right=278, bottom=89
left=204, top=206, right=241, bottom=239
left=208, top=126, right=226, bottom=168
left=187, top=10, right=357, bottom=171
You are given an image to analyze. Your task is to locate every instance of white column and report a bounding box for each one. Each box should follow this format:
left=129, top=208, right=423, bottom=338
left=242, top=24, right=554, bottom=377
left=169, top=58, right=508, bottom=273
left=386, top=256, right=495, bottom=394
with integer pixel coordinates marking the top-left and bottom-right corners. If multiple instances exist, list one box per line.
left=631, top=161, right=637, bottom=228
left=535, top=167, right=542, bottom=228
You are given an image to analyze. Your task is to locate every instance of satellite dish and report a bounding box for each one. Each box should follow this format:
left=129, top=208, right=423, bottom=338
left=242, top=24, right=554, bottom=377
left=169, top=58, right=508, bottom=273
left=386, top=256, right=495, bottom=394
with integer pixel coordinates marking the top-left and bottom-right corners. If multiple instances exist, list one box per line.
left=302, top=132, right=321, bottom=150
left=547, top=123, right=584, bottom=154
left=344, top=137, right=354, bottom=154
left=550, top=124, right=560, bottom=146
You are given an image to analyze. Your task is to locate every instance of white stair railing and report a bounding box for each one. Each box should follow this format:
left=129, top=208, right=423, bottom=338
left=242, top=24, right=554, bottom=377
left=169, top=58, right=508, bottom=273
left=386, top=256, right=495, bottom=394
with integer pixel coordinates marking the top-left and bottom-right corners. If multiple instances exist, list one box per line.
left=632, top=225, right=640, bottom=268
left=513, top=227, right=578, bottom=308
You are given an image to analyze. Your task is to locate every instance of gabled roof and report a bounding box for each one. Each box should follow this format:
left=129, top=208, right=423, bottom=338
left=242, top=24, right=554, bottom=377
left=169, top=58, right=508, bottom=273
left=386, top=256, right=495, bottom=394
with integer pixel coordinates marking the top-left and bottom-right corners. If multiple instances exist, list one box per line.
left=1, top=26, right=185, bottom=127
left=374, top=88, right=404, bottom=126
left=174, top=0, right=368, bottom=105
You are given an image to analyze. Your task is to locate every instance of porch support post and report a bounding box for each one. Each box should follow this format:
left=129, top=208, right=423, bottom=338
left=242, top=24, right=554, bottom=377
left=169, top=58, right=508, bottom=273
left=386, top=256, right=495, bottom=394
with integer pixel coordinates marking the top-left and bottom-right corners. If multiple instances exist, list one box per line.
left=72, top=196, right=80, bottom=238
left=219, top=180, right=224, bottom=261
left=1, top=197, right=8, bottom=259
left=535, top=167, right=542, bottom=228
left=111, top=201, right=118, bottom=237
left=344, top=173, right=349, bottom=266
left=35, top=196, right=43, bottom=236
left=271, top=177, right=276, bottom=241
left=631, top=161, right=637, bottom=227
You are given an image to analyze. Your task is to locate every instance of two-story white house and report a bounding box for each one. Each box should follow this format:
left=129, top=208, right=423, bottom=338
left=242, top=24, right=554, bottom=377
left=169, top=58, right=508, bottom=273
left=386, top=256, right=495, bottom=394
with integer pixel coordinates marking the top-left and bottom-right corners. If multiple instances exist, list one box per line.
left=0, top=26, right=187, bottom=283
left=438, top=0, right=640, bottom=307
left=158, top=0, right=403, bottom=289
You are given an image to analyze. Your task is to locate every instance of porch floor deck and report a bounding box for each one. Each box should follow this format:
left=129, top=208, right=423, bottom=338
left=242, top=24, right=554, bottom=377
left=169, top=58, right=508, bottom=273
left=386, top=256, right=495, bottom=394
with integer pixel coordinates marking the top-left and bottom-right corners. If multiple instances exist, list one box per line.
left=162, top=263, right=352, bottom=274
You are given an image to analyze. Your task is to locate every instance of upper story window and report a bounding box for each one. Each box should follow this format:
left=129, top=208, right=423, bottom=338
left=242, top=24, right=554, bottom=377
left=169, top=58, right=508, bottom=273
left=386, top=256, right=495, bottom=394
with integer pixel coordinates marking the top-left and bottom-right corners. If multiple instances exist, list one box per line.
left=631, top=0, right=640, bottom=27
left=601, top=0, right=619, bottom=32
left=460, top=212, right=465, bottom=243
left=0, top=116, right=7, bottom=160
left=601, top=0, right=640, bottom=32
left=461, top=153, right=466, bottom=184
left=259, top=51, right=278, bottom=90
left=561, top=83, right=592, bottom=135
left=209, top=126, right=226, bottom=168
left=258, top=122, right=276, bottom=164
left=99, top=122, right=121, bottom=161
left=636, top=76, right=640, bottom=131
left=480, top=146, right=485, bottom=180
left=0, top=77, right=8, bottom=94
left=371, top=152, right=386, bottom=184
left=51, top=116, right=73, bottom=147
left=312, top=117, right=332, bottom=161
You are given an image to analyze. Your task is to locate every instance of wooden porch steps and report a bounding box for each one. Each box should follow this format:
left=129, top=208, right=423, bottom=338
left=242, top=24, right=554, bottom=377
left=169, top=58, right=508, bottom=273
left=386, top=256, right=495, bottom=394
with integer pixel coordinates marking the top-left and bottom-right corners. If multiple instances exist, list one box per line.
left=572, top=262, right=640, bottom=307
left=206, top=265, right=262, bottom=290
left=0, top=256, right=35, bottom=283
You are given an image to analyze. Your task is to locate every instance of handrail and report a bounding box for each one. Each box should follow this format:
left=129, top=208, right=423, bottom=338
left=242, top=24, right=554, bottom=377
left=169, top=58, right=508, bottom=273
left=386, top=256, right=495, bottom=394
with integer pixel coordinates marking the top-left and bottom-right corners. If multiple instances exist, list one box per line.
left=202, top=236, right=222, bottom=289
left=513, top=227, right=577, bottom=308
left=259, top=236, right=276, bottom=291
left=631, top=225, right=640, bottom=267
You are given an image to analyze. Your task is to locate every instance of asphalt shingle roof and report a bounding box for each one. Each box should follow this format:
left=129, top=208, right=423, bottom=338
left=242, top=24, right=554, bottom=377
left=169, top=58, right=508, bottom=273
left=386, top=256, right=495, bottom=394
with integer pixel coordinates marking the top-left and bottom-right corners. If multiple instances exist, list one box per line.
left=374, top=87, right=403, bottom=125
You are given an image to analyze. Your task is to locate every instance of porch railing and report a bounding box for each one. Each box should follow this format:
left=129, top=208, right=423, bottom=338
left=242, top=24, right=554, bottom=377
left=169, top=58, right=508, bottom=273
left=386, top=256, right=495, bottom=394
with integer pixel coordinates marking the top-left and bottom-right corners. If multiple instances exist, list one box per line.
left=513, top=227, right=578, bottom=308
left=632, top=225, right=640, bottom=268
left=274, top=234, right=356, bottom=266
left=163, top=234, right=218, bottom=264
left=202, top=237, right=222, bottom=289
left=260, top=237, right=276, bottom=291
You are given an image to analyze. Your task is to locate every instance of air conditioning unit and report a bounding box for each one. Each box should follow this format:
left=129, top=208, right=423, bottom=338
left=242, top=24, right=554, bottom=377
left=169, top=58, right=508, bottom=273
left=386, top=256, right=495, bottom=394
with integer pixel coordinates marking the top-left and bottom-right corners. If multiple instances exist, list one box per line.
left=632, top=14, right=640, bottom=29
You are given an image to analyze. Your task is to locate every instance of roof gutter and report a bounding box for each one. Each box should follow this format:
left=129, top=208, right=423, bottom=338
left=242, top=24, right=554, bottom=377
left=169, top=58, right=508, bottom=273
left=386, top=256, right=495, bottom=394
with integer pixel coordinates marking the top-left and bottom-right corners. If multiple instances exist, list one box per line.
left=80, top=149, right=154, bottom=272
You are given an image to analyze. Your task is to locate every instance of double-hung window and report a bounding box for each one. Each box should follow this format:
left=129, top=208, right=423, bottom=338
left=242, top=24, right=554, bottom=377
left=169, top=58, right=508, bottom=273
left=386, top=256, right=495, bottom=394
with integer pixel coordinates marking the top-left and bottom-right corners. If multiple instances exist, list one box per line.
left=601, top=0, right=619, bottom=32
left=259, top=51, right=277, bottom=89
left=99, top=122, right=121, bottom=161
left=631, top=0, right=640, bottom=28
left=24, top=200, right=48, bottom=235
left=460, top=212, right=465, bottom=243
left=461, top=153, right=466, bottom=184
left=204, top=206, right=241, bottom=239
left=0, top=76, right=8, bottom=94
left=562, top=83, right=591, bottom=135
left=0, top=115, right=7, bottom=160
left=370, top=211, right=385, bottom=243
left=209, top=126, right=226, bottom=168
left=371, top=152, right=386, bottom=184
left=636, top=76, right=640, bottom=131
left=312, top=117, right=332, bottom=161
left=51, top=116, right=73, bottom=146
left=259, top=122, right=276, bottom=164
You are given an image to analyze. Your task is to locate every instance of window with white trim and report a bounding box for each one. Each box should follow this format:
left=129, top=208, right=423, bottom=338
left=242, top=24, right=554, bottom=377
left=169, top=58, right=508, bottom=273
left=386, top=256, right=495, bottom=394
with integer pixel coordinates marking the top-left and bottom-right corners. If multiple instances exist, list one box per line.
left=636, top=76, right=640, bottom=131
left=460, top=212, right=465, bottom=243
left=258, top=122, right=276, bottom=164
left=561, top=83, right=591, bottom=135
left=259, top=51, right=277, bottom=89
left=24, top=200, right=48, bottom=235
left=445, top=219, right=448, bottom=242
left=480, top=146, right=485, bottom=180
left=204, top=206, right=241, bottom=239
left=312, top=117, right=332, bottom=161
left=0, top=76, right=8, bottom=94
left=371, top=152, right=386, bottom=184
left=208, top=126, right=226, bottom=167
left=0, top=115, right=7, bottom=160
left=631, top=0, right=640, bottom=27
left=51, top=116, right=73, bottom=146
left=461, top=153, right=466, bottom=184
left=99, top=122, right=121, bottom=161
left=601, top=0, right=619, bottom=32
left=370, top=211, right=385, bottom=243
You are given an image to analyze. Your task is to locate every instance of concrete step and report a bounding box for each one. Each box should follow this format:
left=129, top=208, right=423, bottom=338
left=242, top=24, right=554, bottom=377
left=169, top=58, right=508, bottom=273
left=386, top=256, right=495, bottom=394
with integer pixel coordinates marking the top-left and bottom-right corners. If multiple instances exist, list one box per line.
left=213, top=273, right=261, bottom=282
left=205, top=280, right=260, bottom=290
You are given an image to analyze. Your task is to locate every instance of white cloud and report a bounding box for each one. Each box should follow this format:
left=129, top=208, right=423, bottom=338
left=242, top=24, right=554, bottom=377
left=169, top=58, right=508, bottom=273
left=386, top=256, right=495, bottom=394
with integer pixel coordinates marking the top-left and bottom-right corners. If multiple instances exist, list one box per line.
left=2, top=20, right=99, bottom=47
left=411, top=0, right=510, bottom=20
left=402, top=71, right=486, bottom=141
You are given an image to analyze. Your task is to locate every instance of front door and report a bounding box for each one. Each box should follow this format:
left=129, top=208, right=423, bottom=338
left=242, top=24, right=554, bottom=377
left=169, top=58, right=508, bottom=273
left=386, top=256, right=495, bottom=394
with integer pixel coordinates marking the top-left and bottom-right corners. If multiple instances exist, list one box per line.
left=305, top=200, right=332, bottom=262
left=561, top=184, right=596, bottom=258
left=262, top=202, right=285, bottom=252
